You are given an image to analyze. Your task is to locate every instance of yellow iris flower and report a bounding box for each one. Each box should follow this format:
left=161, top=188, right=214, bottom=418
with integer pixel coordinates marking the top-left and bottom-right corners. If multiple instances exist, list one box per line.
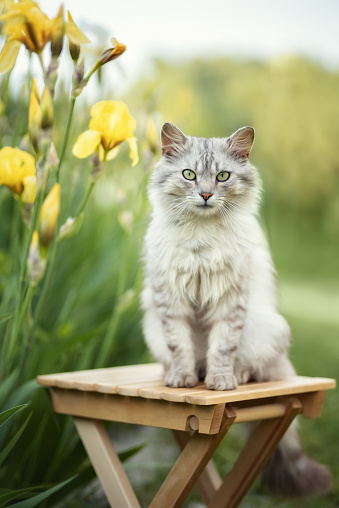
left=0, top=1, right=90, bottom=73
left=0, top=146, right=36, bottom=203
left=72, top=101, right=139, bottom=166
left=0, top=0, right=14, bottom=14
left=39, top=183, right=60, bottom=247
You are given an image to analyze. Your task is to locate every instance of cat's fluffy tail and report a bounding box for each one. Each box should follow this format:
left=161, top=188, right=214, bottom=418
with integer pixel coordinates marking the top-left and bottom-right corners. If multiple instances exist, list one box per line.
left=261, top=424, right=332, bottom=497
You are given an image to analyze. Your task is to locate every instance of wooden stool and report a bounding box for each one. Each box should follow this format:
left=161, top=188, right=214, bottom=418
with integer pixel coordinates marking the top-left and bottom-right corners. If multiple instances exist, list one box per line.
left=37, top=363, right=335, bottom=508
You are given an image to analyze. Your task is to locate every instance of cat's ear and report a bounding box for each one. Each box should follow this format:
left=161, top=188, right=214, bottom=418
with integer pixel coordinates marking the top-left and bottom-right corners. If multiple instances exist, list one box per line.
left=161, top=123, right=188, bottom=156
left=227, top=127, right=254, bottom=158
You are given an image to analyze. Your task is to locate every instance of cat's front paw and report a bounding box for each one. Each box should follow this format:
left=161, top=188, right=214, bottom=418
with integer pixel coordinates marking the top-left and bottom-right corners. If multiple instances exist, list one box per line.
left=234, top=366, right=251, bottom=385
left=205, top=373, right=238, bottom=391
left=165, top=370, right=198, bottom=388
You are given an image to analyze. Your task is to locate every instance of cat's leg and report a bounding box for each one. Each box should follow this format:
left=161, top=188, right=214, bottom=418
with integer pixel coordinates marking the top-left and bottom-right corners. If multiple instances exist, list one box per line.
left=205, top=299, right=247, bottom=390
left=142, top=301, right=172, bottom=370
left=161, top=315, right=198, bottom=387
left=235, top=307, right=291, bottom=385
left=205, top=321, right=238, bottom=390
left=142, top=287, right=198, bottom=388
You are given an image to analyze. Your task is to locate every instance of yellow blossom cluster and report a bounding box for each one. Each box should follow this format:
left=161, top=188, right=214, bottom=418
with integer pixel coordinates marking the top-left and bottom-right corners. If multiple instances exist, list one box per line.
left=72, top=101, right=139, bottom=166
left=0, top=0, right=139, bottom=288
left=0, top=0, right=90, bottom=72
left=0, top=147, right=36, bottom=203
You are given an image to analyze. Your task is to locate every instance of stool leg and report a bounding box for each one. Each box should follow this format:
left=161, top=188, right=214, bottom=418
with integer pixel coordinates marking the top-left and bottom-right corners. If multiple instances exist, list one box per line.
left=150, top=406, right=236, bottom=508
left=73, top=417, right=140, bottom=508
left=173, top=429, right=222, bottom=504
left=208, top=397, right=303, bottom=508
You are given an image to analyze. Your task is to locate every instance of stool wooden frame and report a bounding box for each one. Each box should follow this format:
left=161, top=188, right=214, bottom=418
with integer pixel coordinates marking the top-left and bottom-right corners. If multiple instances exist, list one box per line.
left=37, top=363, right=335, bottom=508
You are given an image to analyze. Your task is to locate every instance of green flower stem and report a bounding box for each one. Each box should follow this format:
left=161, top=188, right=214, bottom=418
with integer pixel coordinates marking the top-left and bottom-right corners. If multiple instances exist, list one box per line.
left=6, top=185, right=45, bottom=365
left=17, top=284, right=34, bottom=350
left=56, top=97, right=76, bottom=182
left=77, top=180, right=95, bottom=216
left=76, top=151, right=107, bottom=215
left=30, top=153, right=104, bottom=339
left=95, top=232, right=130, bottom=368
left=30, top=169, right=100, bottom=336
left=31, top=239, right=59, bottom=329
left=30, top=180, right=93, bottom=334
left=0, top=71, right=12, bottom=148
left=37, top=52, right=48, bottom=84
left=29, top=97, right=78, bottom=333
left=83, top=62, right=100, bottom=85
left=16, top=283, right=37, bottom=382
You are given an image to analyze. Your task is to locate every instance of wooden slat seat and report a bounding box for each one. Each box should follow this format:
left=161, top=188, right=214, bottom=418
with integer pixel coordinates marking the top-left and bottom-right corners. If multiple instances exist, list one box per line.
left=37, top=364, right=336, bottom=508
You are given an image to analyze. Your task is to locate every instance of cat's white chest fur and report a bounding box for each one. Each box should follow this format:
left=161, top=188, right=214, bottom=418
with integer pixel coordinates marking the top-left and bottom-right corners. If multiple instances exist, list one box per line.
left=145, top=216, right=252, bottom=313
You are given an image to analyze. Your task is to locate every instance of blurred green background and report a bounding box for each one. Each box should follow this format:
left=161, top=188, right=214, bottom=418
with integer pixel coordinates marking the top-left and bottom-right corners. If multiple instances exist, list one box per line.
left=1, top=50, right=339, bottom=506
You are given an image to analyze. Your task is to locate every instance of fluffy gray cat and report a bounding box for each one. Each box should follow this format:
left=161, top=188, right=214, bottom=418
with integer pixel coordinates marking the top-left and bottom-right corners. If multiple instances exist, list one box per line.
left=141, top=122, right=331, bottom=496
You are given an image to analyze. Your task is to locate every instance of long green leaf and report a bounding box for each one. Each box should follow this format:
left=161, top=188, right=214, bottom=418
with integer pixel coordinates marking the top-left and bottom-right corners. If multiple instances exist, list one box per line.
left=0, top=369, right=19, bottom=407
left=0, top=404, right=27, bottom=427
left=3, top=380, right=37, bottom=412
left=118, top=442, right=145, bottom=462
left=0, top=311, right=14, bottom=324
left=9, top=476, right=77, bottom=508
left=0, top=487, right=40, bottom=507
left=0, top=411, right=32, bottom=466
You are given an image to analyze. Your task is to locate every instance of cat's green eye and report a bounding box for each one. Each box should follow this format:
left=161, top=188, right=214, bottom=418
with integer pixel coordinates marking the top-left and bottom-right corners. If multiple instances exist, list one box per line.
left=216, top=171, right=230, bottom=182
left=182, top=169, right=196, bottom=181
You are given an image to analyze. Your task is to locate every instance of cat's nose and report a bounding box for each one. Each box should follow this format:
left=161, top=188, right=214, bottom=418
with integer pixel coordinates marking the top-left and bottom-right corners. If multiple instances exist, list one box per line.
left=200, top=192, right=213, bottom=201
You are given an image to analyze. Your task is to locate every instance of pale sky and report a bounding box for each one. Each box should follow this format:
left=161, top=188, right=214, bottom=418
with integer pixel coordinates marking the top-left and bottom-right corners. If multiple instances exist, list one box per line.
left=38, top=0, right=338, bottom=91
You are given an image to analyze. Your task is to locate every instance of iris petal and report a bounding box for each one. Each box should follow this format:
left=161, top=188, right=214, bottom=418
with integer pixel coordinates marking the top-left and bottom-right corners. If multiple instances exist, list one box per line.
left=105, top=146, right=120, bottom=161
left=0, top=39, right=20, bottom=73
left=66, top=10, right=90, bottom=45
left=72, top=130, right=101, bottom=159
left=22, top=175, right=37, bottom=203
left=127, top=137, right=139, bottom=167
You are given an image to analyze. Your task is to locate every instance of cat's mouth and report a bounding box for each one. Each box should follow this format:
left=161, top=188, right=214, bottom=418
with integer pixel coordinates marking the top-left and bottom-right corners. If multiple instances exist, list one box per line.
left=195, top=202, right=217, bottom=214
left=198, top=201, right=214, bottom=208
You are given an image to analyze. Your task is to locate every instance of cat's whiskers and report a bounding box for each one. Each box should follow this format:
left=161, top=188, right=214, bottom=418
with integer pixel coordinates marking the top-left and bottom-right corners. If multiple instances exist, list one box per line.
left=167, top=200, right=191, bottom=225
left=219, top=202, right=241, bottom=244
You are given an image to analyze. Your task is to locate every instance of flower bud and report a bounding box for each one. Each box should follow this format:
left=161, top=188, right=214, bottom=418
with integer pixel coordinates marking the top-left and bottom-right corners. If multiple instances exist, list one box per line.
left=46, top=142, right=59, bottom=172
left=47, top=60, right=59, bottom=95
left=39, top=183, right=60, bottom=248
left=27, top=231, right=47, bottom=286
left=29, top=79, right=42, bottom=154
left=69, top=42, right=80, bottom=62
left=58, top=214, right=84, bottom=241
left=41, top=86, right=53, bottom=130
left=72, top=57, right=86, bottom=98
left=97, top=38, right=126, bottom=66
left=51, top=5, right=65, bottom=59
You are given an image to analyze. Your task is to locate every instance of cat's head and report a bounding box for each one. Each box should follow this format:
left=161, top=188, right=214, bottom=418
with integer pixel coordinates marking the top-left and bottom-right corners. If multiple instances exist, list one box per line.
left=148, top=123, right=260, bottom=223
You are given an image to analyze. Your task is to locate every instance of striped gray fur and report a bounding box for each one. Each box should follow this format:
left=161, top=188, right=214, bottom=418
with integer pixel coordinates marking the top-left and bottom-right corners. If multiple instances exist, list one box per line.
left=141, top=122, right=332, bottom=497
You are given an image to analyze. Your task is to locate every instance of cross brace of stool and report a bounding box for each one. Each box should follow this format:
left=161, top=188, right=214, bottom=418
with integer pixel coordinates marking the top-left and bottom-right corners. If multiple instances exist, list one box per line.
left=37, top=364, right=335, bottom=507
